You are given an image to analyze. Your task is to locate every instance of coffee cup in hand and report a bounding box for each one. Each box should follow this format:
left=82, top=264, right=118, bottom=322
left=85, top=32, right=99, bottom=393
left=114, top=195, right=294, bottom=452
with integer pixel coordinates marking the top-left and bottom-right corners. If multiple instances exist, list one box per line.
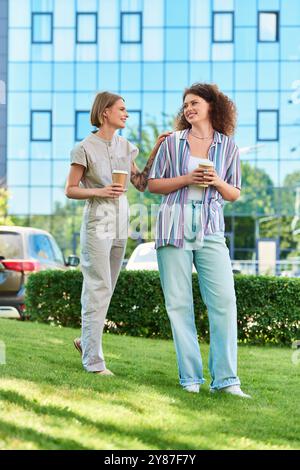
left=198, top=161, right=214, bottom=188
left=112, top=170, right=128, bottom=188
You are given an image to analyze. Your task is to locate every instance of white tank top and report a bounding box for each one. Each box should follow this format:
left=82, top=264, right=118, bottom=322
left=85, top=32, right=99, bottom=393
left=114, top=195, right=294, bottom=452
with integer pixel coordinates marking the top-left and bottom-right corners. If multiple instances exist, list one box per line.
left=187, top=156, right=209, bottom=201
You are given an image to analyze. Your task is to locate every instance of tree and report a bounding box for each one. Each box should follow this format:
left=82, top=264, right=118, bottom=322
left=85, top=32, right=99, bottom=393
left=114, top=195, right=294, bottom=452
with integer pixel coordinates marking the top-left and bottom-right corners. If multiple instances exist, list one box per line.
left=260, top=171, right=300, bottom=259
left=224, top=162, right=275, bottom=217
left=0, top=188, right=14, bottom=225
left=12, top=198, right=85, bottom=257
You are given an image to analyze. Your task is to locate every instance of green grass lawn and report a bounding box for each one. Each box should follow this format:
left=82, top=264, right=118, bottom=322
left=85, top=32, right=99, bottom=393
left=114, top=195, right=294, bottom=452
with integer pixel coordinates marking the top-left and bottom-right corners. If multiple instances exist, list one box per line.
left=0, top=318, right=299, bottom=450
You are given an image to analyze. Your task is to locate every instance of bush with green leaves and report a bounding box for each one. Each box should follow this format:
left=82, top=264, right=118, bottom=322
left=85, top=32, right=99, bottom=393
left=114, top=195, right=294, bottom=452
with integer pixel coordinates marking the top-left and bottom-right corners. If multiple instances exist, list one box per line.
left=25, top=270, right=300, bottom=345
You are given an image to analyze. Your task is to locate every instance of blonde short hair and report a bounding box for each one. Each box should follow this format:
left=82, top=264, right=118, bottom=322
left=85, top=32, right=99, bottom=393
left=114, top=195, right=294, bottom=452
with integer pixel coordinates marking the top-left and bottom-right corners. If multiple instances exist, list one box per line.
left=90, top=91, right=124, bottom=128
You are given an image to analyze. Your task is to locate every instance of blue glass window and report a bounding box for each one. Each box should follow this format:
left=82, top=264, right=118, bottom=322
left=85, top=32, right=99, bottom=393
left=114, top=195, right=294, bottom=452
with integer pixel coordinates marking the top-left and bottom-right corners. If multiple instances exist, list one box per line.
left=121, top=12, right=142, bottom=43
left=235, top=28, right=256, bottom=60
left=9, top=29, right=30, bottom=61
left=53, top=127, right=74, bottom=160
left=235, top=92, right=256, bottom=125
left=76, top=13, right=97, bottom=44
left=76, top=63, right=97, bottom=91
left=9, top=63, right=30, bottom=91
left=212, top=62, right=233, bottom=90
left=258, top=62, right=279, bottom=90
left=76, top=111, right=92, bottom=141
left=31, top=142, right=52, bottom=160
left=281, top=0, right=300, bottom=26
left=235, top=0, right=256, bottom=26
left=166, top=63, right=188, bottom=91
left=120, top=92, right=141, bottom=110
left=98, top=63, right=119, bottom=91
left=54, top=63, right=74, bottom=91
left=123, top=110, right=141, bottom=142
left=258, top=42, right=279, bottom=61
left=8, top=93, right=30, bottom=126
left=142, top=93, right=164, bottom=122
left=258, top=12, right=279, bottom=42
left=99, top=0, right=119, bottom=27
left=165, top=92, right=183, bottom=117
left=8, top=127, right=30, bottom=160
left=9, top=188, right=29, bottom=215
left=31, top=111, right=52, bottom=141
left=235, top=63, right=256, bottom=91
left=7, top=161, right=29, bottom=186
left=30, top=188, right=52, bottom=215
left=32, top=13, right=53, bottom=44
left=53, top=94, right=74, bottom=125
left=235, top=126, right=256, bottom=151
left=165, top=0, right=189, bottom=26
left=190, top=0, right=211, bottom=26
left=257, top=110, right=279, bottom=141
left=31, top=161, right=51, bottom=186
left=54, top=30, right=75, bottom=60
left=53, top=161, right=69, bottom=187
left=213, top=12, right=234, bottom=43
left=166, top=29, right=189, bottom=61
left=281, top=27, right=300, bottom=61
left=143, top=63, right=163, bottom=91
left=190, top=62, right=211, bottom=84
left=129, top=110, right=142, bottom=133
left=190, top=29, right=210, bottom=61
left=143, top=29, right=164, bottom=61
left=212, top=43, right=233, bottom=61
left=143, top=0, right=164, bottom=27
left=121, top=63, right=141, bottom=91
left=281, top=62, right=300, bottom=91
left=258, top=92, right=279, bottom=109
left=32, top=63, right=52, bottom=91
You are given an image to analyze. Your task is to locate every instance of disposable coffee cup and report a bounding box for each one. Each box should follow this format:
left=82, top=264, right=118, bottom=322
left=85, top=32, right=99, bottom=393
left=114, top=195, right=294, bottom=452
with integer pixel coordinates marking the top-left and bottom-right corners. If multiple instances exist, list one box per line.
left=198, top=160, right=214, bottom=188
left=112, top=170, right=128, bottom=188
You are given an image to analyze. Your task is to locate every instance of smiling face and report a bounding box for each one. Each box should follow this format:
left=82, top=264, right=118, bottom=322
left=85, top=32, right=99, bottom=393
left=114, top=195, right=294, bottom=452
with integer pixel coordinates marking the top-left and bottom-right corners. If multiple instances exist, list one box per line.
left=104, top=98, right=128, bottom=129
left=183, top=93, right=211, bottom=126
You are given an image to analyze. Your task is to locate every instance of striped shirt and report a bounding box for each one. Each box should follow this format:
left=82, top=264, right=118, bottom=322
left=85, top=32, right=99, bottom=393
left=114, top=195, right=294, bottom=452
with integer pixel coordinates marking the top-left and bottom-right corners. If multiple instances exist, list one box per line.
left=148, top=129, right=241, bottom=249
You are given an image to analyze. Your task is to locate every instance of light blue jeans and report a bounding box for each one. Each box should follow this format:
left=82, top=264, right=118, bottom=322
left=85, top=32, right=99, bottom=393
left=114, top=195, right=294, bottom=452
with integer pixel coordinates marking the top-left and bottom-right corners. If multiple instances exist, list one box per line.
left=157, top=207, right=241, bottom=389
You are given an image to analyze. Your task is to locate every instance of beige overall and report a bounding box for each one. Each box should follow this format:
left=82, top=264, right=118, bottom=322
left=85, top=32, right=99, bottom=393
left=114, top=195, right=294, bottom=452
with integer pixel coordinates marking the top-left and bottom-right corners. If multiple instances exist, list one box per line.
left=70, top=133, right=138, bottom=371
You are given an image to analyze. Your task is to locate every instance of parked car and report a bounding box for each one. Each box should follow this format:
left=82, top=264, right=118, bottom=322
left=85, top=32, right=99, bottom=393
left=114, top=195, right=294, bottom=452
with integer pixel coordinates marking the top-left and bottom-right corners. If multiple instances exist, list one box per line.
left=126, top=242, right=197, bottom=272
left=126, top=242, right=245, bottom=275
left=0, top=226, right=80, bottom=319
left=126, top=242, right=158, bottom=271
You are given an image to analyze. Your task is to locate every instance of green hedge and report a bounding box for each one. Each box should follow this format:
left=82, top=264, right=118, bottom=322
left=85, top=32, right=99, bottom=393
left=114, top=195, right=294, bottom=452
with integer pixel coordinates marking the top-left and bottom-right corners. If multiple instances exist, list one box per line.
left=25, top=270, right=300, bottom=345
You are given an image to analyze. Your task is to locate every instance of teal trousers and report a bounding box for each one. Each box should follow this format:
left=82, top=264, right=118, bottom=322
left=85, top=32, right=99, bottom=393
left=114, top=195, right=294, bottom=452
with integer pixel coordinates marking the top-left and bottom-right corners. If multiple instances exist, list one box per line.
left=157, top=231, right=241, bottom=389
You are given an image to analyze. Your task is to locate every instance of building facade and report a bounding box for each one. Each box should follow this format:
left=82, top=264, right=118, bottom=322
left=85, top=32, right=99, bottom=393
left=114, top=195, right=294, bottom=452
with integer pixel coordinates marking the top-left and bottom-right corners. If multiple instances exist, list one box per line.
left=3, top=0, right=300, bottom=258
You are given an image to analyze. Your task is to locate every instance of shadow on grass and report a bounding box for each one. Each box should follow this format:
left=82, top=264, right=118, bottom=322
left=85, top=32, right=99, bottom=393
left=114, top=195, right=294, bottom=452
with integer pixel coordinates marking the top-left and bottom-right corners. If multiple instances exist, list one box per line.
left=0, top=418, right=89, bottom=450
left=0, top=389, right=195, bottom=450
left=1, top=320, right=299, bottom=449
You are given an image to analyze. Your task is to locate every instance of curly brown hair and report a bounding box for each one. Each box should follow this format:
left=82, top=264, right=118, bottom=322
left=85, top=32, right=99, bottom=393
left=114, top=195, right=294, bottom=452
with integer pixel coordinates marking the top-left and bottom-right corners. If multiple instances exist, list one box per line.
left=175, top=83, right=237, bottom=136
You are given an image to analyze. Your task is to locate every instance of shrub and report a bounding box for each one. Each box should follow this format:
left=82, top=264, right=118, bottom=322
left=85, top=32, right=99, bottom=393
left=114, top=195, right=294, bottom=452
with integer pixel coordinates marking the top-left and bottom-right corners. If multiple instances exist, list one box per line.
left=25, top=270, right=300, bottom=345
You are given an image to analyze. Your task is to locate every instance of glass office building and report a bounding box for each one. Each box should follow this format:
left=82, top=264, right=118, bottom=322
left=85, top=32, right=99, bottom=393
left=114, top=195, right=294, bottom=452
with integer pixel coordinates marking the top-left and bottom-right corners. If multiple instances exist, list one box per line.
left=2, top=0, right=300, bottom=259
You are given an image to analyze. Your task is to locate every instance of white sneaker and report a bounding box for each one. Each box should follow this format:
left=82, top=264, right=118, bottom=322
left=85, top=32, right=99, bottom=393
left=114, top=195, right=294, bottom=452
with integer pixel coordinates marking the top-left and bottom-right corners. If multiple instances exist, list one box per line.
left=183, top=384, right=200, bottom=393
left=211, top=385, right=251, bottom=398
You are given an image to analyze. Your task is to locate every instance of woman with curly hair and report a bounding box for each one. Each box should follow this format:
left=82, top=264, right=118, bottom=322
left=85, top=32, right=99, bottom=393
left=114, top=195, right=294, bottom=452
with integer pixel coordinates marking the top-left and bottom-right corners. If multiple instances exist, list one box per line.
left=148, top=83, right=251, bottom=398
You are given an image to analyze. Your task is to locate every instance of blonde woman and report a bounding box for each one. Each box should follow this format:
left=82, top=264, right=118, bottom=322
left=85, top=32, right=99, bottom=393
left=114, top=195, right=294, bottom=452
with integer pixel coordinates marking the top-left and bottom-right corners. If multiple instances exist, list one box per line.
left=65, top=92, right=169, bottom=375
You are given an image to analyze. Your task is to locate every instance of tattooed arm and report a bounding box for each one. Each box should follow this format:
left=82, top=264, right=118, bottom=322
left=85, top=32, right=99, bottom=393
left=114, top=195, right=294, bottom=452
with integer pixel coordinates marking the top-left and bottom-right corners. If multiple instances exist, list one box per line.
left=130, top=132, right=172, bottom=192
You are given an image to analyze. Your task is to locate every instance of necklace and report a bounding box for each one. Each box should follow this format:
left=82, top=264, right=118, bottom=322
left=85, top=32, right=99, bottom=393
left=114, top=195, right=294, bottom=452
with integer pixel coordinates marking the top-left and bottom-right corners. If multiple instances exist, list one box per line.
left=190, top=130, right=214, bottom=140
